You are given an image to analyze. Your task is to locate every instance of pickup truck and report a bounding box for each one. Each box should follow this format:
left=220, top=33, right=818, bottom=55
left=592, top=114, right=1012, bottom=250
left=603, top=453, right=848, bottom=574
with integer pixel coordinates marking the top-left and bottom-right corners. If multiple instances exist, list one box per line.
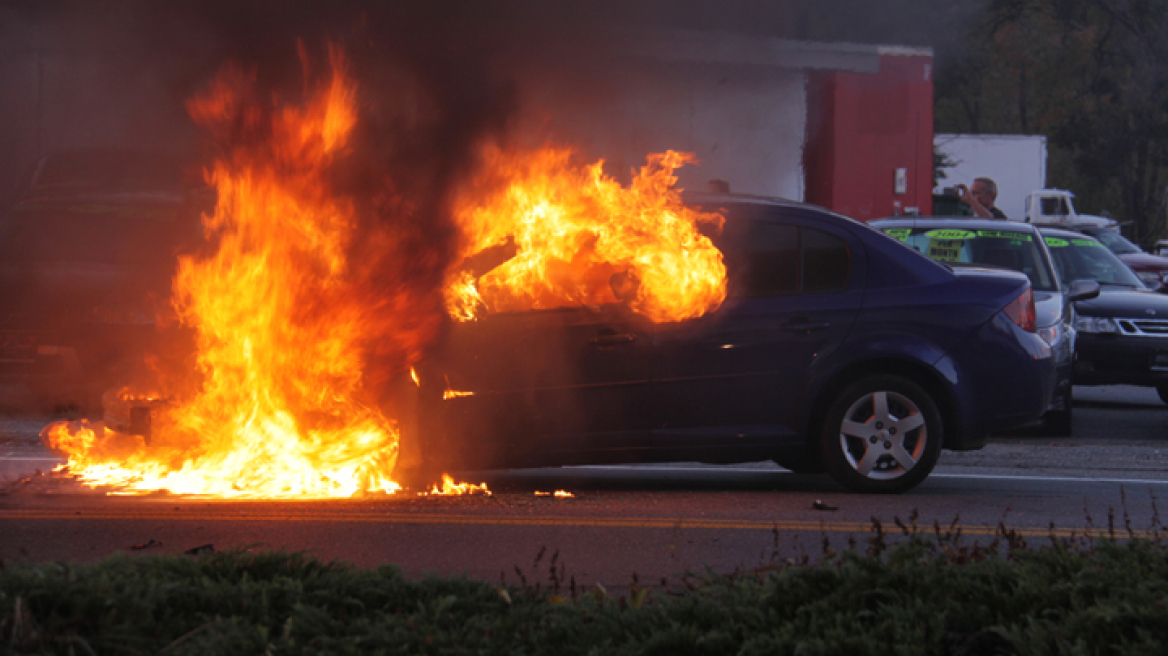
left=1013, top=189, right=1119, bottom=230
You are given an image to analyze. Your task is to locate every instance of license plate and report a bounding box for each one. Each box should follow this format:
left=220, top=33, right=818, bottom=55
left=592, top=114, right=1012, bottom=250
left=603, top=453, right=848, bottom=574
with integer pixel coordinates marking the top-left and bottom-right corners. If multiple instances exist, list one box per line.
left=1153, top=351, right=1168, bottom=371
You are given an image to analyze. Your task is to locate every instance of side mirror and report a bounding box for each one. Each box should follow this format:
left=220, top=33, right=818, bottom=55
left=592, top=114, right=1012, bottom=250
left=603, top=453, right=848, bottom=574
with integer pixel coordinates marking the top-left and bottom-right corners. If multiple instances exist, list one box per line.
left=1066, top=278, right=1101, bottom=302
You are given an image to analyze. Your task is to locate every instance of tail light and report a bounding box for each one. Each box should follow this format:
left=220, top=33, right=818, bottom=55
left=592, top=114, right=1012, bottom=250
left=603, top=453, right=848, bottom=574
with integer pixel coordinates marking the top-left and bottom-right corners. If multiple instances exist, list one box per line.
left=1003, top=287, right=1037, bottom=333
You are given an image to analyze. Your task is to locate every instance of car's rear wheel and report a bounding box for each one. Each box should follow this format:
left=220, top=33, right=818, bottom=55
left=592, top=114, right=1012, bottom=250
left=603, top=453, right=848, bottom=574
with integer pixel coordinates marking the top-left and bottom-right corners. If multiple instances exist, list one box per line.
left=820, top=375, right=943, bottom=494
left=1158, top=385, right=1168, bottom=405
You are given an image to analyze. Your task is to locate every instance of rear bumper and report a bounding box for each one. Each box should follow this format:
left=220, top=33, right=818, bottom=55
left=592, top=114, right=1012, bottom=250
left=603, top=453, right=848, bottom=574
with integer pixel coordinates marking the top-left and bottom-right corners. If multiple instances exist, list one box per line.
left=938, top=312, right=1056, bottom=447
left=1074, top=333, right=1168, bottom=387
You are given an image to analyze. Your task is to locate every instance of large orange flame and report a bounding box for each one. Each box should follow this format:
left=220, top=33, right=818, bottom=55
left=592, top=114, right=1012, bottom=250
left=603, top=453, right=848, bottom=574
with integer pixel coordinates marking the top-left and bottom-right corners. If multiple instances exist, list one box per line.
left=43, top=48, right=403, bottom=498
left=446, top=146, right=726, bottom=323
left=41, top=47, right=727, bottom=499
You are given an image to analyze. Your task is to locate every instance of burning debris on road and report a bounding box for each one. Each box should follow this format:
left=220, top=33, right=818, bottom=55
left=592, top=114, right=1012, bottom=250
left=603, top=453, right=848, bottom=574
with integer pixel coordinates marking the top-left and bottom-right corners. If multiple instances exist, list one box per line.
left=39, top=44, right=727, bottom=500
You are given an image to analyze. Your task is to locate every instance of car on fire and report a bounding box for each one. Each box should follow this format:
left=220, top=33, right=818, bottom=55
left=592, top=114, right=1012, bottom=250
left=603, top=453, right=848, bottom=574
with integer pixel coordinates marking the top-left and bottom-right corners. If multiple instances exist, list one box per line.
left=868, top=218, right=1100, bottom=435
left=0, top=148, right=206, bottom=408
left=404, top=195, right=1059, bottom=494
left=1036, top=226, right=1168, bottom=405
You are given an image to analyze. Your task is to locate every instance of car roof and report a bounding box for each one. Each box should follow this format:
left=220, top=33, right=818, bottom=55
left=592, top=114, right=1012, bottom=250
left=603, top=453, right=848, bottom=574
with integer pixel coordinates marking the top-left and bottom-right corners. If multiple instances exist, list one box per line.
left=869, top=217, right=1041, bottom=234
left=683, top=191, right=863, bottom=225
left=1034, top=225, right=1096, bottom=239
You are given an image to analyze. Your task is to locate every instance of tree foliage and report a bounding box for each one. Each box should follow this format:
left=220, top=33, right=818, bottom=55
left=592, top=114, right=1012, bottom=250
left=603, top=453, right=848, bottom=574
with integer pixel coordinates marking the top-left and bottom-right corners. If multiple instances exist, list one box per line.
left=936, top=0, right=1168, bottom=243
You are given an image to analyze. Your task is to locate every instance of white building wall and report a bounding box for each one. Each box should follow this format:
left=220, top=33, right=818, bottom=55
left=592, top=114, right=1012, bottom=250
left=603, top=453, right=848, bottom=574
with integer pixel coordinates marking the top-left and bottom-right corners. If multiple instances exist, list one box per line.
left=517, top=64, right=807, bottom=200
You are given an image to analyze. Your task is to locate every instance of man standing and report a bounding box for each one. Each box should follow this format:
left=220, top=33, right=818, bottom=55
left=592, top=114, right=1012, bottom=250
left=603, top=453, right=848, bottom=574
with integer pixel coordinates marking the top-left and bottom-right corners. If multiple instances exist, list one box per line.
left=958, top=178, right=1007, bottom=219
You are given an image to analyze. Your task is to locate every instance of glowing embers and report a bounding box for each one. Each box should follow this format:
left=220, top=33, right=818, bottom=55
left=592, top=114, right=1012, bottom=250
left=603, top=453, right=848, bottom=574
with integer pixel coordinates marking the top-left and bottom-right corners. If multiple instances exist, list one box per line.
left=534, top=490, right=574, bottom=498
left=446, top=147, right=727, bottom=324
left=427, top=474, right=491, bottom=496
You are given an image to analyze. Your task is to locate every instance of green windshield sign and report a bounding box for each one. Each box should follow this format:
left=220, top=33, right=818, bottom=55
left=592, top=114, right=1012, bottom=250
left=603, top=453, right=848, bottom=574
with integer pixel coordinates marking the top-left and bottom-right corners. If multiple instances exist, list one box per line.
left=976, top=230, right=1031, bottom=241
left=924, top=229, right=976, bottom=240
left=1072, top=238, right=1104, bottom=248
left=1044, top=237, right=1069, bottom=248
left=882, top=228, right=911, bottom=241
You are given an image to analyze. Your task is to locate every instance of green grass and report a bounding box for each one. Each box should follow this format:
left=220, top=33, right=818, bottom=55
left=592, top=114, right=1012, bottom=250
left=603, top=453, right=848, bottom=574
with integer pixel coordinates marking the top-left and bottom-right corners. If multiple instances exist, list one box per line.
left=4, top=524, right=1168, bottom=655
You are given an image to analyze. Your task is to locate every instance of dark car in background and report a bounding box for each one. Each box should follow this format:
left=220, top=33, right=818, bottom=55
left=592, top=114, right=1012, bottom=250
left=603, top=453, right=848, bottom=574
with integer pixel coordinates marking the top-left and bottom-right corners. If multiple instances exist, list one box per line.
left=869, top=218, right=1099, bottom=435
left=1074, top=225, right=1168, bottom=293
left=407, top=196, right=1058, bottom=493
left=1037, top=226, right=1168, bottom=405
left=0, top=148, right=206, bottom=408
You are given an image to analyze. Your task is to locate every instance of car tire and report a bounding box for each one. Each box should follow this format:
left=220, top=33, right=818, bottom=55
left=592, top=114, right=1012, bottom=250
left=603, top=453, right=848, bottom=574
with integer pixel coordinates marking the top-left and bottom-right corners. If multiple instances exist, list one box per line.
left=820, top=375, right=943, bottom=494
left=1158, top=385, right=1168, bottom=406
left=1042, top=387, right=1073, bottom=437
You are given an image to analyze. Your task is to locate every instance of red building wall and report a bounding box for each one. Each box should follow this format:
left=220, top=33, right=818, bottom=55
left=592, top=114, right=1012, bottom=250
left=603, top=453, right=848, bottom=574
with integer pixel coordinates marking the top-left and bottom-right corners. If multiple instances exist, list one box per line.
left=804, top=52, right=934, bottom=221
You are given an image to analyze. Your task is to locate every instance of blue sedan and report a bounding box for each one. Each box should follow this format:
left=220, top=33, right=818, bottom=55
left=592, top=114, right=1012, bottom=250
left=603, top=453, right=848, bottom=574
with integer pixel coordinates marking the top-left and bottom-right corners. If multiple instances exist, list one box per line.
left=405, top=196, right=1057, bottom=493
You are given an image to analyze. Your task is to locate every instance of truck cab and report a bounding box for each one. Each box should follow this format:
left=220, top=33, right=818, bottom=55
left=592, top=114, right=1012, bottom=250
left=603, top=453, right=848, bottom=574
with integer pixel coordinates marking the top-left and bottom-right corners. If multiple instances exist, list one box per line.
left=1017, top=190, right=1119, bottom=231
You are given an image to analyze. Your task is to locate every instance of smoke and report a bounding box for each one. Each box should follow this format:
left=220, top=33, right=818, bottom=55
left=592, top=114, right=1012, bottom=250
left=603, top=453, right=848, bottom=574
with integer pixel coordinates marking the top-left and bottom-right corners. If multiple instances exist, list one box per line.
left=0, top=0, right=985, bottom=417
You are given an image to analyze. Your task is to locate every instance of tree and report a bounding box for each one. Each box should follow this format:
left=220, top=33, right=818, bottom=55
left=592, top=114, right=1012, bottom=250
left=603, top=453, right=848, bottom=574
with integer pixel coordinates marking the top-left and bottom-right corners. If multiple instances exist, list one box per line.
left=935, top=0, right=1168, bottom=244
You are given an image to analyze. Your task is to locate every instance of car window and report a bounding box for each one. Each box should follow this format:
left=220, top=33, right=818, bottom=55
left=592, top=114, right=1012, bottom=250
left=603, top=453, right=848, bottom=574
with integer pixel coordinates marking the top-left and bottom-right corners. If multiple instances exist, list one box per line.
left=881, top=226, right=1056, bottom=291
left=1083, top=229, right=1141, bottom=255
left=803, top=227, right=850, bottom=293
left=718, top=221, right=850, bottom=297
left=1043, top=235, right=1145, bottom=288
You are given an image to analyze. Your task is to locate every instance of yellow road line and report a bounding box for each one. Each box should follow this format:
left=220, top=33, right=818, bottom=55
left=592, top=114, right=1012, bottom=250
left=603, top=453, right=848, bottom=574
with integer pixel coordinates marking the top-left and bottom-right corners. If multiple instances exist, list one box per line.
left=0, top=510, right=1139, bottom=538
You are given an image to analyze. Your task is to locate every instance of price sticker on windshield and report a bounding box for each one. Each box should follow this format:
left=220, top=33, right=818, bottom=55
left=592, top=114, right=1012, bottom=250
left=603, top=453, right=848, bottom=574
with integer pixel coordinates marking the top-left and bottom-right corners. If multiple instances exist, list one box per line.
left=1044, top=237, right=1069, bottom=248
left=924, top=229, right=976, bottom=240
left=1072, top=239, right=1104, bottom=248
left=882, top=228, right=912, bottom=241
left=976, top=230, right=1031, bottom=241
left=927, top=240, right=964, bottom=261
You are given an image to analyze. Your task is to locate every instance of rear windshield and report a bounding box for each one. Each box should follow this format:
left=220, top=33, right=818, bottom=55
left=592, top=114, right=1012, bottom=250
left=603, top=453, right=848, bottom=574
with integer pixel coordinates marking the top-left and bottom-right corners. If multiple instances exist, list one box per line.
left=879, top=226, right=1057, bottom=291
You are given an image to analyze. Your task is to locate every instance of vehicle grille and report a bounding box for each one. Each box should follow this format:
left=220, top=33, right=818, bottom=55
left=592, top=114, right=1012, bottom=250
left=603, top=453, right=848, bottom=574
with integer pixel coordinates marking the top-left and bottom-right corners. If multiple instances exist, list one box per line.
left=1118, top=319, right=1168, bottom=337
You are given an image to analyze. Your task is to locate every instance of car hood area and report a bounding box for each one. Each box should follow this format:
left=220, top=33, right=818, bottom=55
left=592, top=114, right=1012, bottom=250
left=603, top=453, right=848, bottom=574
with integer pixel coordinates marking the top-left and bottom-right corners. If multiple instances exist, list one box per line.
left=1119, top=251, right=1168, bottom=269
left=1075, top=287, right=1168, bottom=318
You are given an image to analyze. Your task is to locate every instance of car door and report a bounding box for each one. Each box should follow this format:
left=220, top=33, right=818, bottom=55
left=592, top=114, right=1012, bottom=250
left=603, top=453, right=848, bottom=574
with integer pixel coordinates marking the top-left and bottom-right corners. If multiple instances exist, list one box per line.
left=426, top=301, right=654, bottom=467
left=649, top=213, right=866, bottom=454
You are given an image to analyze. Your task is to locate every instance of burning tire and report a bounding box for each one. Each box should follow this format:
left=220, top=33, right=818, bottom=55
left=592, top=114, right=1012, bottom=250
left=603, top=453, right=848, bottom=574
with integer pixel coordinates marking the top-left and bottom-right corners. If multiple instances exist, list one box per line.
left=820, top=375, right=942, bottom=494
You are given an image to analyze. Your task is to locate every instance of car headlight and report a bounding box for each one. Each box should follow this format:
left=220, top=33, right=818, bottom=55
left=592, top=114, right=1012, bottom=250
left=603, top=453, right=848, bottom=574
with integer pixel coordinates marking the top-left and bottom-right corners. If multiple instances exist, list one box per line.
left=1038, top=323, right=1063, bottom=347
left=1075, top=316, right=1119, bottom=334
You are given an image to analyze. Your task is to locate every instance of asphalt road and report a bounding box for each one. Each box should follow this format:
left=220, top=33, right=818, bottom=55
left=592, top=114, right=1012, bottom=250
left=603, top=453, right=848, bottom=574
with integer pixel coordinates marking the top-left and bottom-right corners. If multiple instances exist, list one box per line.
left=1, top=385, right=1165, bottom=588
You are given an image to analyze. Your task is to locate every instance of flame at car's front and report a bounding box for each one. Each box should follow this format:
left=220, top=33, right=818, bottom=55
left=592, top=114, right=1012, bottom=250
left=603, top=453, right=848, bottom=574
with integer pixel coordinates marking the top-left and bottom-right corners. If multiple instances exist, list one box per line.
left=43, top=48, right=408, bottom=498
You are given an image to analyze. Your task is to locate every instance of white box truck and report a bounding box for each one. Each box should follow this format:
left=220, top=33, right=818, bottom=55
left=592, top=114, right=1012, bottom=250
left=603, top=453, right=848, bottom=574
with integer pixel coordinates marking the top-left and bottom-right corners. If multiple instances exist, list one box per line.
left=934, top=134, right=1118, bottom=230
left=934, top=133, right=1047, bottom=220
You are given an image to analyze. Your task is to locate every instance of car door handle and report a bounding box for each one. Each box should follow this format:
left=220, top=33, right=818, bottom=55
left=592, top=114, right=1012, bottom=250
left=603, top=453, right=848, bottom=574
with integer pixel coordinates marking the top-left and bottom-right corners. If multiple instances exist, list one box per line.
left=777, top=319, right=830, bottom=333
left=590, top=332, right=638, bottom=347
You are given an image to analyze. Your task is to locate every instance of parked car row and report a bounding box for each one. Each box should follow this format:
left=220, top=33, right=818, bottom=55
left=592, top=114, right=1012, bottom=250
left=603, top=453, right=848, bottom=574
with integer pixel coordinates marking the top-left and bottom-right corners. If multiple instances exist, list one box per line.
left=865, top=219, right=1098, bottom=435
left=870, top=216, right=1168, bottom=427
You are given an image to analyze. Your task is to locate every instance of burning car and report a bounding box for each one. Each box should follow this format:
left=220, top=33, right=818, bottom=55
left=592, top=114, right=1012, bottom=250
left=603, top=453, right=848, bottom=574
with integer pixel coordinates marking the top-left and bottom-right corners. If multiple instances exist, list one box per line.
left=0, top=148, right=206, bottom=408
left=407, top=195, right=1058, bottom=494
left=35, top=54, right=1053, bottom=499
